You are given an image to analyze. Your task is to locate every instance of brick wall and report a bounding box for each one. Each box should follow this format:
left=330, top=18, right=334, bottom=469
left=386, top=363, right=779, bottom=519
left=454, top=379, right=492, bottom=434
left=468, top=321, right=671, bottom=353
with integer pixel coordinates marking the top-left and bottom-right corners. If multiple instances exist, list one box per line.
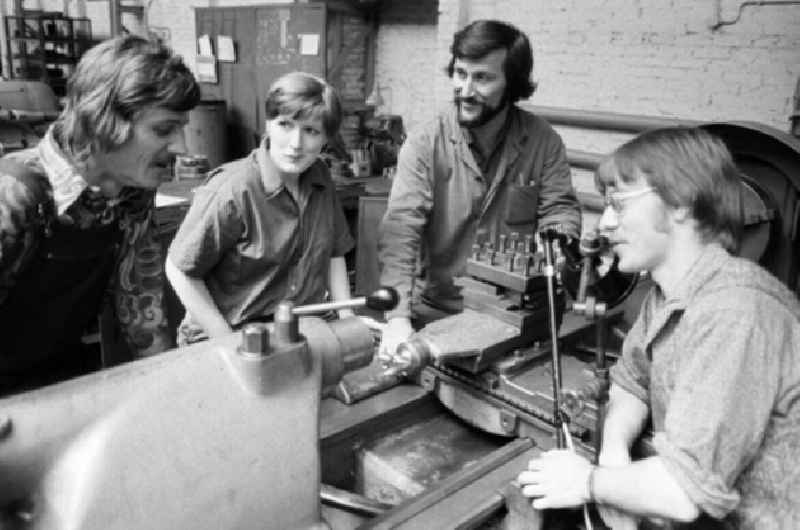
left=376, top=0, right=799, bottom=155
left=15, top=1, right=798, bottom=155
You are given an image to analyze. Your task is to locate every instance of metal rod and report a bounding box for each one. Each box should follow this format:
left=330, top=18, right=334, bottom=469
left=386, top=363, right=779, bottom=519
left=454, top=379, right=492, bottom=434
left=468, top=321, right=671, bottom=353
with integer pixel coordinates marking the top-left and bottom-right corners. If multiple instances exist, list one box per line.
left=542, top=233, right=565, bottom=448
left=320, top=483, right=392, bottom=517
left=594, top=313, right=609, bottom=460
left=522, top=104, right=703, bottom=133
left=292, top=297, right=367, bottom=315
left=367, top=438, right=535, bottom=529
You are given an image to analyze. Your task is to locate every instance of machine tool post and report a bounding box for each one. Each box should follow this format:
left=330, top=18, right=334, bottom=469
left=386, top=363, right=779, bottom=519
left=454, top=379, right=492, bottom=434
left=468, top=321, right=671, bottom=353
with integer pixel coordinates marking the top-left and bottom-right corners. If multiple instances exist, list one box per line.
left=524, top=233, right=535, bottom=254
left=471, top=243, right=481, bottom=260
left=523, top=253, right=533, bottom=277
left=274, top=301, right=299, bottom=343
left=542, top=230, right=565, bottom=448
left=239, top=323, right=270, bottom=357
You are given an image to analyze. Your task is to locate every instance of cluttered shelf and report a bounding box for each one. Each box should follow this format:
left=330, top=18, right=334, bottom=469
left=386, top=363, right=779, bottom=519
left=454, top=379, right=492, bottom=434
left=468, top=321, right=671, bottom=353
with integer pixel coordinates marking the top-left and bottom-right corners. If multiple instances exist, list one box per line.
left=4, top=13, right=92, bottom=96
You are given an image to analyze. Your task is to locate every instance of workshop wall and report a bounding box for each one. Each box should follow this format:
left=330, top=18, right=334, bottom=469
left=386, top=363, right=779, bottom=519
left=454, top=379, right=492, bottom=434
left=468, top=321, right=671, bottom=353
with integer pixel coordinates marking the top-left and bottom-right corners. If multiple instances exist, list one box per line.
left=16, top=1, right=796, bottom=157
left=378, top=0, right=800, bottom=157
left=147, top=0, right=289, bottom=66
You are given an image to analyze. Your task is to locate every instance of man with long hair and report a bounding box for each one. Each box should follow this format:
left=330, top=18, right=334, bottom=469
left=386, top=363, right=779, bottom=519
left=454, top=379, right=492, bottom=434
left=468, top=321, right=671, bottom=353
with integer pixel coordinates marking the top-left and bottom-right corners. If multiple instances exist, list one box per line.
left=517, top=128, right=800, bottom=529
left=0, top=35, right=200, bottom=393
left=378, top=20, right=581, bottom=356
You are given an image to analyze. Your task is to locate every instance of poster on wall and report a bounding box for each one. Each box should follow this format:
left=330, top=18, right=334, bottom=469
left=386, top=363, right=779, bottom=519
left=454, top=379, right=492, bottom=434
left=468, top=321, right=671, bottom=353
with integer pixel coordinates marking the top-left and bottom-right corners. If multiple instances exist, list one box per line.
left=298, top=34, right=319, bottom=56
left=217, top=35, right=236, bottom=62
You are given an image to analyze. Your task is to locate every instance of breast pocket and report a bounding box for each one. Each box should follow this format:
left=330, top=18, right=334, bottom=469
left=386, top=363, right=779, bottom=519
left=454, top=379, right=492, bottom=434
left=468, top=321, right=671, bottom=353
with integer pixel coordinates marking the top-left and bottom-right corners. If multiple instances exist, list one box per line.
left=505, top=184, right=539, bottom=227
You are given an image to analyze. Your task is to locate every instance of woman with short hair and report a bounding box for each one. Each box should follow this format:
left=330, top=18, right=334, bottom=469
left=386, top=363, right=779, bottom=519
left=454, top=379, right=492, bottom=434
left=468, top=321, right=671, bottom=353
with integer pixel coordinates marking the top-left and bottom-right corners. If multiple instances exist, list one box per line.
left=167, top=72, right=354, bottom=344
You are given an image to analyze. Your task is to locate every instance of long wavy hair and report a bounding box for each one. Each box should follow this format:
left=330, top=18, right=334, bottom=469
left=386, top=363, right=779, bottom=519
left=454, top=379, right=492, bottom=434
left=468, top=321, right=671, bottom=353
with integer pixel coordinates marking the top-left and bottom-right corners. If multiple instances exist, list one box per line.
left=54, top=35, right=200, bottom=160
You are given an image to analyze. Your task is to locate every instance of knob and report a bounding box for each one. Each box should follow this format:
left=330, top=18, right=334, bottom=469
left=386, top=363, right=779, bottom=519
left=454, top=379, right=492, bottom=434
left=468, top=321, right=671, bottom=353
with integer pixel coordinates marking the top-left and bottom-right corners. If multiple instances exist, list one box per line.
left=364, top=286, right=399, bottom=311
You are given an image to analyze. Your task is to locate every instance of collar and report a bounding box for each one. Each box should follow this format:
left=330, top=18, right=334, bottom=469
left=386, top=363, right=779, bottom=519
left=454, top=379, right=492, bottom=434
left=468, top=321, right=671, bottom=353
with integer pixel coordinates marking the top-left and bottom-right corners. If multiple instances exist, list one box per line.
left=37, top=126, right=94, bottom=215
left=654, top=244, right=731, bottom=310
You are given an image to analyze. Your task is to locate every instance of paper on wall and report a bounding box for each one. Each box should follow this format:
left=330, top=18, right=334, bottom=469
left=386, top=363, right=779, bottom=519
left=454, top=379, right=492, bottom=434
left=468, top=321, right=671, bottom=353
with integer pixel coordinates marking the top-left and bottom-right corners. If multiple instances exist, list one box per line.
left=299, top=33, right=319, bottom=55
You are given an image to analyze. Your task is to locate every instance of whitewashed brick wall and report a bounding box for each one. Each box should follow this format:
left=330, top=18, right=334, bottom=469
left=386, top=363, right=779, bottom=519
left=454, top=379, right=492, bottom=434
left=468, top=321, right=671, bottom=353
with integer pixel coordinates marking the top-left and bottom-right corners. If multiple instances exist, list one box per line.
left=373, top=24, right=438, bottom=132
left=376, top=0, right=800, bottom=156
left=147, top=0, right=289, bottom=68
left=7, top=0, right=797, bottom=157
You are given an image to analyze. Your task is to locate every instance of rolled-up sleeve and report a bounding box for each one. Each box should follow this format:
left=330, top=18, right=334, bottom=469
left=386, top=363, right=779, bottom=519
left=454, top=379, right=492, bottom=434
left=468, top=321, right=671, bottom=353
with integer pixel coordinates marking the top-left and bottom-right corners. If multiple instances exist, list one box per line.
left=653, top=307, right=779, bottom=519
left=378, top=131, right=433, bottom=319
left=168, top=183, right=241, bottom=278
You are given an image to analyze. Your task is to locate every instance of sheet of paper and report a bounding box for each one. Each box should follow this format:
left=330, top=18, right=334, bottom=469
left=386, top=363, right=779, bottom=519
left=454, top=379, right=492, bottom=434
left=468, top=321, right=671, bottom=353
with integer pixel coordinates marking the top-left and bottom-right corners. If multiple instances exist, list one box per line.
left=299, top=33, right=319, bottom=55
left=155, top=193, right=190, bottom=208
left=195, top=55, right=217, bottom=84
left=217, top=35, right=235, bottom=62
left=197, top=34, right=213, bottom=56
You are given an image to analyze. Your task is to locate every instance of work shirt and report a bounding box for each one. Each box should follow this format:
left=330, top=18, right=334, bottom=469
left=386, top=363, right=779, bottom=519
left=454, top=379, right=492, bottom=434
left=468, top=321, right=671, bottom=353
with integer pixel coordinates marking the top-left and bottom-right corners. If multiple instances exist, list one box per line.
left=611, top=244, right=800, bottom=529
left=379, top=104, right=581, bottom=319
left=168, top=146, right=354, bottom=328
left=0, top=127, right=171, bottom=357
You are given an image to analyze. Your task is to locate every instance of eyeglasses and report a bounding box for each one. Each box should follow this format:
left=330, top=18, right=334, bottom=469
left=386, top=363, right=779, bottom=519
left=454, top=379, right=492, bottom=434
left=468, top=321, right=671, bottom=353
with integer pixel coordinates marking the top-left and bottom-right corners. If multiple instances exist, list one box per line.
left=604, top=187, right=655, bottom=214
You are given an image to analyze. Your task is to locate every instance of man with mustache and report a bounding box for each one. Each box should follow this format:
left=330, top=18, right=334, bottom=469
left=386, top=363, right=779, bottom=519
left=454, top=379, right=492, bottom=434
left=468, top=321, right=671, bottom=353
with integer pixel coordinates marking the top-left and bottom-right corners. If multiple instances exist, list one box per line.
left=378, top=20, right=581, bottom=356
left=0, top=35, right=200, bottom=394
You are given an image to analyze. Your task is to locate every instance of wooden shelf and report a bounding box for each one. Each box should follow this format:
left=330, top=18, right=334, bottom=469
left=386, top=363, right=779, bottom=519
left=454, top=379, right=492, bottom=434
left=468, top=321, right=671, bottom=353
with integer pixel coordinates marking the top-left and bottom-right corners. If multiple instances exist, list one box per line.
left=4, top=13, right=92, bottom=96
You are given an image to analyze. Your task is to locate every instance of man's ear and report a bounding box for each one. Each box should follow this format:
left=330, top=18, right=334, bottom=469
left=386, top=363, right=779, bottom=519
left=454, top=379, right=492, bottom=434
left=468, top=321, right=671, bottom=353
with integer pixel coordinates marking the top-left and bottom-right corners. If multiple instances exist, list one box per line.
left=671, top=206, right=692, bottom=224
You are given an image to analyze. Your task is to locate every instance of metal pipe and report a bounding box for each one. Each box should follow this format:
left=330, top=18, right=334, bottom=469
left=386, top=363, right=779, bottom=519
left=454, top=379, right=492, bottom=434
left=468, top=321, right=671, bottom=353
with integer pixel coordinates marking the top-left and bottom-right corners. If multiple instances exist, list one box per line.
left=292, top=297, right=367, bottom=315
left=541, top=232, right=565, bottom=448
left=367, top=438, right=535, bottom=529
left=523, top=104, right=702, bottom=133
left=594, top=313, right=609, bottom=460
left=710, top=0, right=800, bottom=30
left=567, top=148, right=604, bottom=169
left=320, top=484, right=392, bottom=517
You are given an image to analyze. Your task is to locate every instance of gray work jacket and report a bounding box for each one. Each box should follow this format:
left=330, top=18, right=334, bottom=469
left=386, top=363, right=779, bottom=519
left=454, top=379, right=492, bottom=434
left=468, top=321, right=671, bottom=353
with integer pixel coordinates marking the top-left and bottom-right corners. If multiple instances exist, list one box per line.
left=379, top=104, right=581, bottom=319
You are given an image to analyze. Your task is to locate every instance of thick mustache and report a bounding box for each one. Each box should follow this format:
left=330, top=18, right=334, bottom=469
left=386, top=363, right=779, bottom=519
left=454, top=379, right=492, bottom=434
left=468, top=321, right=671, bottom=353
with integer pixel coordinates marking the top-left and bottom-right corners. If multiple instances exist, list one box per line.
left=456, top=96, right=484, bottom=106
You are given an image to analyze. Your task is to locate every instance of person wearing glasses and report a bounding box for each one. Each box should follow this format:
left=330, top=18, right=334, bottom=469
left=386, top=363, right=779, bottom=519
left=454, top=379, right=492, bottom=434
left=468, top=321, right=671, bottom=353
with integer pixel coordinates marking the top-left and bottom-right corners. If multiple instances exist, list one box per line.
left=377, top=20, right=582, bottom=357
left=516, top=127, right=800, bottom=529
